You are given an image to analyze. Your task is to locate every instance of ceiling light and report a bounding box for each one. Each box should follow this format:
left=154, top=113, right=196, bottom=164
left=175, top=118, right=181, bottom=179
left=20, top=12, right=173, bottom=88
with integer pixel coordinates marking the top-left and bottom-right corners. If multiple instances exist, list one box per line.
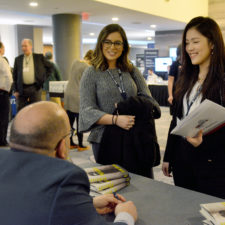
left=112, top=17, right=119, bottom=21
left=147, top=37, right=152, bottom=40
left=89, top=33, right=95, bottom=36
left=29, top=2, right=38, bottom=7
left=150, top=24, right=156, bottom=28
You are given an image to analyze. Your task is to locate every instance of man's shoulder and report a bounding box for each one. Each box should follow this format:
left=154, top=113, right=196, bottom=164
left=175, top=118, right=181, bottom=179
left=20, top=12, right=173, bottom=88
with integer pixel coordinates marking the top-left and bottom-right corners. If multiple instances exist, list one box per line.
left=33, top=53, right=44, bottom=59
left=3, top=149, right=85, bottom=176
left=15, top=54, right=23, bottom=60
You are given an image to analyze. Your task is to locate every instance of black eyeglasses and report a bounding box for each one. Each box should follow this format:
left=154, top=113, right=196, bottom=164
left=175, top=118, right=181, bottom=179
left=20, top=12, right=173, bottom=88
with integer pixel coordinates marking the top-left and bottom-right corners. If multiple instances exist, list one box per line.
left=102, top=40, right=123, bottom=49
left=53, top=129, right=71, bottom=150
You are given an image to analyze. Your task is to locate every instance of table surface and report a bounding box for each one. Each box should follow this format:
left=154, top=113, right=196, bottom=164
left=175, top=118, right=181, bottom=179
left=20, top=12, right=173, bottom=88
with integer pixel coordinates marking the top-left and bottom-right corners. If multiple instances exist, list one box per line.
left=79, top=161, right=223, bottom=225
left=148, top=84, right=169, bottom=107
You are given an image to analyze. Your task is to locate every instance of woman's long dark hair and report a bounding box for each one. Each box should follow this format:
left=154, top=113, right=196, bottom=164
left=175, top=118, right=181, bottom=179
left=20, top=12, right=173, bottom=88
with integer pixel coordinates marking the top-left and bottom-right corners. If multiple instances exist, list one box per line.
left=91, top=24, right=133, bottom=72
left=174, top=17, right=225, bottom=104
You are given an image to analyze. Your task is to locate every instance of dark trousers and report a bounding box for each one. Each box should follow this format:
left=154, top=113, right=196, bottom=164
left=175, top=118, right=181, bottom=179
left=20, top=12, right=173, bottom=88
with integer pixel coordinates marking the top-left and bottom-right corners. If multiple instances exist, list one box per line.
left=92, top=143, right=154, bottom=179
left=172, top=161, right=198, bottom=192
left=17, top=85, right=42, bottom=111
left=0, top=91, right=10, bottom=145
left=66, top=110, right=83, bottom=146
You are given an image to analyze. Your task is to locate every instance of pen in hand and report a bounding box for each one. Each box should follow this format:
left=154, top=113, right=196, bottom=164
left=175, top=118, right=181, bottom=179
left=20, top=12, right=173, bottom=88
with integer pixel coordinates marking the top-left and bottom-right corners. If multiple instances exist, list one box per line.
left=113, top=192, right=120, bottom=200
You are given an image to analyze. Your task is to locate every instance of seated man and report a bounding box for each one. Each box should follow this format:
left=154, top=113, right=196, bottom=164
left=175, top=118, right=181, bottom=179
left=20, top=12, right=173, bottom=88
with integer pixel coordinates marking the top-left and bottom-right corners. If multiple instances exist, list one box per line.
left=0, top=101, right=137, bottom=225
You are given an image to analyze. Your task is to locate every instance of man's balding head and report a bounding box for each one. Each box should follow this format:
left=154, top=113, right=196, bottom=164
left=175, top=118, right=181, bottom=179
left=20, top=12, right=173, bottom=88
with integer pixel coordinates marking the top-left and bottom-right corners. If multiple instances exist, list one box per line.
left=10, top=102, right=70, bottom=154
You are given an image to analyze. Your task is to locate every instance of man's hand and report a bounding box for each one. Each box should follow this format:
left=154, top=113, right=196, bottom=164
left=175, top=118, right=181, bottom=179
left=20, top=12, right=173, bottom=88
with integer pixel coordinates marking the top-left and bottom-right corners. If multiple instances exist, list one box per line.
left=93, top=193, right=126, bottom=214
left=115, top=201, right=138, bottom=222
left=186, top=130, right=203, bottom=147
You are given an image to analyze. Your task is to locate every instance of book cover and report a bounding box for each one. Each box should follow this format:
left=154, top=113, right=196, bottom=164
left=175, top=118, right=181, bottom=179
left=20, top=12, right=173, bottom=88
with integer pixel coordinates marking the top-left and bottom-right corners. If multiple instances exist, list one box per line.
left=200, top=202, right=225, bottom=225
left=90, top=177, right=130, bottom=192
left=84, top=164, right=129, bottom=183
left=171, top=99, right=225, bottom=137
left=90, top=182, right=130, bottom=197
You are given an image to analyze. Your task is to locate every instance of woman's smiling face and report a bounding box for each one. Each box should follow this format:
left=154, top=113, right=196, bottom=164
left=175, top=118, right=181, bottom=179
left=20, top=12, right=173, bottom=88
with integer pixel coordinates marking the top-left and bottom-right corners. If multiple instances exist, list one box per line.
left=102, top=32, right=124, bottom=68
left=185, top=27, right=213, bottom=68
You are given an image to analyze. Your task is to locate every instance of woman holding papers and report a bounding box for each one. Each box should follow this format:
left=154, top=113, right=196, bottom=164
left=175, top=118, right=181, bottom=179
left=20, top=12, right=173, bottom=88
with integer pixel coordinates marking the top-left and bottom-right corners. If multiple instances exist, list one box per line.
left=162, top=17, right=225, bottom=199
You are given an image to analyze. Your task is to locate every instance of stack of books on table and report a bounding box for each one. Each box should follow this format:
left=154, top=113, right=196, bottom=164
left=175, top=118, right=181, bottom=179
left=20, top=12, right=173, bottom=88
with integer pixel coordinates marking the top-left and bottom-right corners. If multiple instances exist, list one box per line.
left=200, top=202, right=225, bottom=225
left=84, top=164, right=130, bottom=197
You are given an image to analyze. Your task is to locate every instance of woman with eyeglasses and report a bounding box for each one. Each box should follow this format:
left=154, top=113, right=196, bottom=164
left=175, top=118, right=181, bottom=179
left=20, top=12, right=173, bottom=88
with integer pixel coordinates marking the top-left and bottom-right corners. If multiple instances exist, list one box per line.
left=79, top=24, right=158, bottom=178
left=162, top=17, right=225, bottom=199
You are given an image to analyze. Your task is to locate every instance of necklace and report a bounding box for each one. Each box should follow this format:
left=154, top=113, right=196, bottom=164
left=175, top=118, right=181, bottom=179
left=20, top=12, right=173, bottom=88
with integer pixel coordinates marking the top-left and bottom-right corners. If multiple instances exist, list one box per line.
left=25, top=55, right=31, bottom=66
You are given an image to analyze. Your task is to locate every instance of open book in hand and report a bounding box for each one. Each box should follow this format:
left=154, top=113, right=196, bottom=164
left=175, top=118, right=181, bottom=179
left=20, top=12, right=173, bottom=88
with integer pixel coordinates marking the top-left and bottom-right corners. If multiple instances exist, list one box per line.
left=200, top=202, right=225, bottom=225
left=171, top=99, right=225, bottom=137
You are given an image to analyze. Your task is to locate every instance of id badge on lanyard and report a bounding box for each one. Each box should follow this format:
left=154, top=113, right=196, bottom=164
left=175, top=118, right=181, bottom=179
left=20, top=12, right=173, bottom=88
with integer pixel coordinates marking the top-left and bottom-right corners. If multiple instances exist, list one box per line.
left=107, top=69, right=127, bottom=100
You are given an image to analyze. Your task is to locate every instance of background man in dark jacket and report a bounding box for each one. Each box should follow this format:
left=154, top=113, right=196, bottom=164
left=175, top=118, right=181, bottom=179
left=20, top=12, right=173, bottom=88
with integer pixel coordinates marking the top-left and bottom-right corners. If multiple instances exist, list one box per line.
left=13, top=39, right=52, bottom=111
left=0, top=101, right=137, bottom=225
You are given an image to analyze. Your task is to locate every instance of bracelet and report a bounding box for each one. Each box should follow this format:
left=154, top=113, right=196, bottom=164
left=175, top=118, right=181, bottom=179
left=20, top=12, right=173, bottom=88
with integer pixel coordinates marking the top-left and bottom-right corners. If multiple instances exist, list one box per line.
left=114, top=115, right=118, bottom=125
left=112, top=115, right=115, bottom=125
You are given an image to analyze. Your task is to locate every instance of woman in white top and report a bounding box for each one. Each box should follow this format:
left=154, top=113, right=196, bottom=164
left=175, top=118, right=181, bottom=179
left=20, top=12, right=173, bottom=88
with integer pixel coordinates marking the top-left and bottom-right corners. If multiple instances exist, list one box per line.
left=162, top=17, right=225, bottom=199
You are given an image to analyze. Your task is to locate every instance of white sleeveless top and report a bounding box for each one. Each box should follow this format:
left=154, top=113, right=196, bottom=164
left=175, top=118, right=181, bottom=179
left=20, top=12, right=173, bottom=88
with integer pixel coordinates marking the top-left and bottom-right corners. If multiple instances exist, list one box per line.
left=182, top=81, right=203, bottom=119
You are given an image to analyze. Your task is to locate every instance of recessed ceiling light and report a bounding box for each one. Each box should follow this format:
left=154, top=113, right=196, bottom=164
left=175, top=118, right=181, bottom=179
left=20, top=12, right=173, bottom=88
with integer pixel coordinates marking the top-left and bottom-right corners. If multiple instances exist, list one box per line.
left=89, top=33, right=95, bottom=36
left=150, top=24, right=156, bottom=28
left=112, top=17, right=119, bottom=21
left=147, top=37, right=152, bottom=40
left=29, top=2, right=38, bottom=7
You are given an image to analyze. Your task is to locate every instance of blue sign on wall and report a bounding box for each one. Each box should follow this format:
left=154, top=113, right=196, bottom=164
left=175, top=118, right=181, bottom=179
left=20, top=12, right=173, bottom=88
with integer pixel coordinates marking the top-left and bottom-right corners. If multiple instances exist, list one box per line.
left=144, top=49, right=159, bottom=72
left=147, top=43, right=155, bottom=49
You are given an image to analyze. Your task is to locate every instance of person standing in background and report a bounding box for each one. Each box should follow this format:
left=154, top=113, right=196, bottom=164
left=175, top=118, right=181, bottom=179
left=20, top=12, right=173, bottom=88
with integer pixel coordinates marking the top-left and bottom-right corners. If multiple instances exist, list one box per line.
left=64, top=50, right=93, bottom=151
left=167, top=44, right=182, bottom=114
left=79, top=24, right=155, bottom=178
left=13, top=39, right=52, bottom=111
left=162, top=17, right=225, bottom=199
left=0, top=42, right=13, bottom=146
left=42, top=51, right=62, bottom=105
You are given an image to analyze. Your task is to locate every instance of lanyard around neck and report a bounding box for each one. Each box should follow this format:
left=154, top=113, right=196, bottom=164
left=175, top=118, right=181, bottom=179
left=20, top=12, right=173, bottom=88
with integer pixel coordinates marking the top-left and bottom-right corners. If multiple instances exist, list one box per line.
left=25, top=55, right=31, bottom=66
left=186, top=85, right=202, bottom=116
left=107, top=69, right=127, bottom=100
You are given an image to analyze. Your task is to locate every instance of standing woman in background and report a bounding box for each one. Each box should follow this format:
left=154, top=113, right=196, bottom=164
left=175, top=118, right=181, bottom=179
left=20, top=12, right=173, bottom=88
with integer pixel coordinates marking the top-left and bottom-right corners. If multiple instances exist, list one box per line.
left=162, top=17, right=225, bottom=199
left=79, top=24, right=155, bottom=178
left=64, top=50, right=93, bottom=151
left=167, top=44, right=181, bottom=115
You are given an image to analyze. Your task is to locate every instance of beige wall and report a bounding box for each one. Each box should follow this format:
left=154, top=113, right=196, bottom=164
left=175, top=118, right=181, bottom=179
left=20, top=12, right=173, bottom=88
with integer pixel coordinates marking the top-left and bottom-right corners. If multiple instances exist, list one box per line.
left=94, top=0, right=208, bottom=23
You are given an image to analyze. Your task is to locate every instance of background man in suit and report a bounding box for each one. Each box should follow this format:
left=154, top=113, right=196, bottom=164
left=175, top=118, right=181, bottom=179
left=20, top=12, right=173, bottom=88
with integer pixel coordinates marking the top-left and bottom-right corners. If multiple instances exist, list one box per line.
left=0, top=42, right=13, bottom=146
left=0, top=101, right=137, bottom=225
left=13, top=39, right=52, bottom=111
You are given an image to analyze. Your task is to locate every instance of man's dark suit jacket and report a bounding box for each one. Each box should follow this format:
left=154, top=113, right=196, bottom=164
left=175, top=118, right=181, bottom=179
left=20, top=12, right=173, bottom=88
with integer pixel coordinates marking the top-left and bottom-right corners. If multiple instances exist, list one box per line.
left=13, top=53, right=52, bottom=95
left=0, top=149, right=126, bottom=225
